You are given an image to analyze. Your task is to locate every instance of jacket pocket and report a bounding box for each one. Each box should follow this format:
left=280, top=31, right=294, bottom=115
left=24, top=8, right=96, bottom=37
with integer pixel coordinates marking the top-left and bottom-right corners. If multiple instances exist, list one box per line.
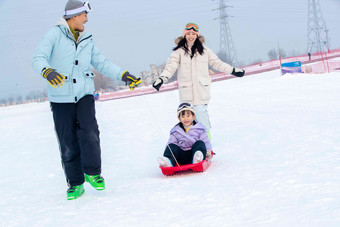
left=83, top=70, right=95, bottom=78
left=198, top=76, right=211, bottom=101
left=178, top=81, right=193, bottom=102
left=49, top=73, right=70, bottom=97
left=82, top=69, right=95, bottom=92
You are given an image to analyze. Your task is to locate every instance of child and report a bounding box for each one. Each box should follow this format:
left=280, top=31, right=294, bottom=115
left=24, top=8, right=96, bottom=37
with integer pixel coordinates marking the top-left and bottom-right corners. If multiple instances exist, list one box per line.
left=152, top=23, right=245, bottom=140
left=158, top=103, right=212, bottom=167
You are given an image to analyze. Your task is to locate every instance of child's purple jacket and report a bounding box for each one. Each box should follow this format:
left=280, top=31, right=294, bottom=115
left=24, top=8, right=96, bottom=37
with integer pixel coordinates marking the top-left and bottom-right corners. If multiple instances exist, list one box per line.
left=167, top=122, right=212, bottom=151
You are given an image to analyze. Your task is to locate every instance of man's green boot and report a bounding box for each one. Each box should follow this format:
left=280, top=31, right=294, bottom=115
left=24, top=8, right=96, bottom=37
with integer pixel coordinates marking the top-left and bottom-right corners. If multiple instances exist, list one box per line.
left=85, top=174, right=105, bottom=190
left=67, top=184, right=85, bottom=200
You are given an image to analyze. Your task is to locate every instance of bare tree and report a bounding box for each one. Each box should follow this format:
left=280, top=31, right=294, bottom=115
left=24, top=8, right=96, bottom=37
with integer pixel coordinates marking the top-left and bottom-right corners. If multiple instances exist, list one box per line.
left=280, top=49, right=287, bottom=58
left=1, top=99, right=7, bottom=105
left=92, top=68, right=124, bottom=92
left=268, top=49, right=278, bottom=60
left=26, top=94, right=32, bottom=101
left=140, top=71, right=151, bottom=85
left=268, top=48, right=287, bottom=60
left=17, top=96, right=23, bottom=104
left=92, top=69, right=104, bottom=91
left=42, top=89, right=48, bottom=98
left=28, top=91, right=37, bottom=101
left=8, top=96, right=14, bottom=104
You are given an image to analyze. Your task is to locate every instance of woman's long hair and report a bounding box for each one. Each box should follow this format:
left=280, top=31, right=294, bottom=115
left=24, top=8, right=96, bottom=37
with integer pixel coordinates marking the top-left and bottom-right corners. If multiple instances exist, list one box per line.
left=173, top=37, right=204, bottom=58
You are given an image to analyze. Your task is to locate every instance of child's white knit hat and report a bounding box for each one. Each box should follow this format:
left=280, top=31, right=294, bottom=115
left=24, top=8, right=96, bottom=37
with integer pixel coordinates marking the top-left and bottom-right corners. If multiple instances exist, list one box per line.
left=177, top=102, right=195, bottom=118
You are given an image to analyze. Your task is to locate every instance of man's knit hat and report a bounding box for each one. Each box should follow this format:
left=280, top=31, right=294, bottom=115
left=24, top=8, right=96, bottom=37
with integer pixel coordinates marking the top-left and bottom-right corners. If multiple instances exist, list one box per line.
left=177, top=103, right=196, bottom=118
left=63, top=0, right=90, bottom=19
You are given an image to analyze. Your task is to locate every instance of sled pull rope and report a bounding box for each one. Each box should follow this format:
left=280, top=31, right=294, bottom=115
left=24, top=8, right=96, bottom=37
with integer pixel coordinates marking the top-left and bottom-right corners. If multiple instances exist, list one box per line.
left=141, top=95, right=180, bottom=167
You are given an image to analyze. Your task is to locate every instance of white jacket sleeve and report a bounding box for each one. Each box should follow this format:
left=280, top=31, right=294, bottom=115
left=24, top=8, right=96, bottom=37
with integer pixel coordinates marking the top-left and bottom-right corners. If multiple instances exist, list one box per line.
left=159, top=50, right=181, bottom=83
left=206, top=47, right=234, bottom=74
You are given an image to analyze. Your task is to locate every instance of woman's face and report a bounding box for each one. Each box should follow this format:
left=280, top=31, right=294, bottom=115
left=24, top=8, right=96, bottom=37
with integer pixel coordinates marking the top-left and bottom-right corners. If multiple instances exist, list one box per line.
left=185, top=31, right=197, bottom=44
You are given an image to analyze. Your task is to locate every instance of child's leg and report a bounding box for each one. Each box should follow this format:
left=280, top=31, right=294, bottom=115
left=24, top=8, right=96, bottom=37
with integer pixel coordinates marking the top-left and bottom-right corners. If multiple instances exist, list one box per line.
left=163, top=144, right=185, bottom=166
left=193, top=105, right=211, bottom=139
left=191, top=140, right=207, bottom=161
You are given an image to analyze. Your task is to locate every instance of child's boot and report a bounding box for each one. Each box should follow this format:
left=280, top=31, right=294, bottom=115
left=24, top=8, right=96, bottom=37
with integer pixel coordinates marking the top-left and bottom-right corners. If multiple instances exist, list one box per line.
left=85, top=174, right=105, bottom=190
left=67, top=184, right=85, bottom=200
left=157, top=157, right=172, bottom=167
left=193, top=151, right=204, bottom=164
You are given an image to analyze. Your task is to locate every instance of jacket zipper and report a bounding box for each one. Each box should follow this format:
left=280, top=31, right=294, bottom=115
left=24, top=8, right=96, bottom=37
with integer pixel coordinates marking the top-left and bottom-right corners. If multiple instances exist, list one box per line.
left=58, top=26, right=93, bottom=102
left=58, top=26, right=92, bottom=50
left=75, top=35, right=92, bottom=49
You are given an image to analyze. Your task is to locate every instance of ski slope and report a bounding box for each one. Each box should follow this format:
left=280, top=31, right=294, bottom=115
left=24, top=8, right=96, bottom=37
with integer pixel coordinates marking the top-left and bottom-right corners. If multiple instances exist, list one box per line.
left=1, top=69, right=340, bottom=227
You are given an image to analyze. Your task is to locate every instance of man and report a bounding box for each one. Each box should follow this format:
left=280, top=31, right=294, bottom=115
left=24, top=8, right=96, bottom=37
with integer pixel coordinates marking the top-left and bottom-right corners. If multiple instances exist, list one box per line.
left=32, top=0, right=140, bottom=200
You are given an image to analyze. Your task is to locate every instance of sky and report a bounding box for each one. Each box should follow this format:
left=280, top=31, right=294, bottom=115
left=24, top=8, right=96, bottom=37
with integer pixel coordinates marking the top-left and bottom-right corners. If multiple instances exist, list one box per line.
left=1, top=66, right=340, bottom=226
left=0, top=0, right=339, bottom=98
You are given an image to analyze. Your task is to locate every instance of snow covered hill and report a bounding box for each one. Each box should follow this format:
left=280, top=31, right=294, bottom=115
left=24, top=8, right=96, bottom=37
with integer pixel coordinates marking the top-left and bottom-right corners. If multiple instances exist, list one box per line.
left=1, top=69, right=340, bottom=227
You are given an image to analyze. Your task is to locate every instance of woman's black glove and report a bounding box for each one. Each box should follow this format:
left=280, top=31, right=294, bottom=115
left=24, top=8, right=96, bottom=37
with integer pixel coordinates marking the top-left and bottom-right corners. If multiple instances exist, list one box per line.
left=231, top=68, right=245, bottom=77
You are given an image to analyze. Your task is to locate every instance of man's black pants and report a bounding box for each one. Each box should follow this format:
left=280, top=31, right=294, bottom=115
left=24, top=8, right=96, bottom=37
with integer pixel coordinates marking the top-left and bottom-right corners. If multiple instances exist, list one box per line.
left=50, top=95, right=101, bottom=187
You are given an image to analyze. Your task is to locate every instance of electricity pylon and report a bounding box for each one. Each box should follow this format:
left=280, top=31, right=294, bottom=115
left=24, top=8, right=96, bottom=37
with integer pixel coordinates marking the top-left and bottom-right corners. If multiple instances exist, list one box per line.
left=213, top=0, right=238, bottom=66
left=307, top=0, right=330, bottom=53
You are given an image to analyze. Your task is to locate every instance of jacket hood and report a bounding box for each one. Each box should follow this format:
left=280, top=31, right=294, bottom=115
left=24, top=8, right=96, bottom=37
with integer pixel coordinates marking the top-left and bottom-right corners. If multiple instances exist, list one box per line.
left=170, top=121, right=206, bottom=134
left=174, top=36, right=205, bottom=45
left=56, top=17, right=69, bottom=28
left=55, top=17, right=87, bottom=40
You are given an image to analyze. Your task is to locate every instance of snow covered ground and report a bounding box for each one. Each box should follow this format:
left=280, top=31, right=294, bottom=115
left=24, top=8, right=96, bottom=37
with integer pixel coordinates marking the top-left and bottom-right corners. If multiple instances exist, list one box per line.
left=1, top=69, right=340, bottom=227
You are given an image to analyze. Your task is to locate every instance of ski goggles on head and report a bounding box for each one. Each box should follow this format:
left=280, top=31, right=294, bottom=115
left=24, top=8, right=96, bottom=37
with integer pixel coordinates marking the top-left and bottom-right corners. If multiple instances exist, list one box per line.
left=185, top=23, right=199, bottom=32
left=177, top=102, right=193, bottom=111
left=64, top=1, right=92, bottom=17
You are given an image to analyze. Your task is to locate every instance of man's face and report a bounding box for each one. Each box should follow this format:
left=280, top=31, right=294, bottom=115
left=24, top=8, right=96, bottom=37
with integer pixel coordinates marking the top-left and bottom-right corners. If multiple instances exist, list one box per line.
left=73, top=12, right=88, bottom=32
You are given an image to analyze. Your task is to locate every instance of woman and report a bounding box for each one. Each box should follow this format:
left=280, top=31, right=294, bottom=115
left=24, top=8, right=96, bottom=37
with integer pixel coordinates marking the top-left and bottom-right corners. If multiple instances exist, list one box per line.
left=152, top=23, right=245, bottom=139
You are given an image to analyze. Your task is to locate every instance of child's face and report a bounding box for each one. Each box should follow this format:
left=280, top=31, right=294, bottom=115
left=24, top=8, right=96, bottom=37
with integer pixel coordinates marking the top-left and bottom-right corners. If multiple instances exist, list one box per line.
left=185, top=31, right=197, bottom=44
left=179, top=110, right=195, bottom=127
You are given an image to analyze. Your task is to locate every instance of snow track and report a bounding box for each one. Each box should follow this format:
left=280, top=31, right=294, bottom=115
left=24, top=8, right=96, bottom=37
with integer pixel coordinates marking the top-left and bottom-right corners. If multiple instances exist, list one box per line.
left=1, top=69, right=340, bottom=226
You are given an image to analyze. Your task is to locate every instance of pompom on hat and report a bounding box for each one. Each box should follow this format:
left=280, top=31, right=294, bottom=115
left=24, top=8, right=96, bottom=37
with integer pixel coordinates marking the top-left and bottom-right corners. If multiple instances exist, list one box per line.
left=183, top=23, right=199, bottom=37
left=63, top=0, right=92, bottom=19
left=177, top=102, right=196, bottom=118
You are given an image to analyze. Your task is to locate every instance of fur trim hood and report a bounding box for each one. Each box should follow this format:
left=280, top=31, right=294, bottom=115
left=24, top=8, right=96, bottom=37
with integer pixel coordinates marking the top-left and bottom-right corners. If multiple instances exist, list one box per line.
left=174, top=36, right=205, bottom=45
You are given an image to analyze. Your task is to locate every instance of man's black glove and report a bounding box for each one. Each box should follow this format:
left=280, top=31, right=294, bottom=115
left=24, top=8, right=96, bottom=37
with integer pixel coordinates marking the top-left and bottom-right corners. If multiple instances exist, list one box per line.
left=42, top=68, right=66, bottom=88
left=231, top=68, right=245, bottom=77
left=121, top=71, right=141, bottom=90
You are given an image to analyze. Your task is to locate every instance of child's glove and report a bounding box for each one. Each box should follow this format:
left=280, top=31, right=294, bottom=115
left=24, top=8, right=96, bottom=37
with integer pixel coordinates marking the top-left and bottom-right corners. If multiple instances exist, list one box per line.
left=231, top=68, right=245, bottom=77
left=121, top=71, right=141, bottom=90
left=42, top=68, right=66, bottom=88
left=152, top=76, right=167, bottom=91
left=206, top=150, right=212, bottom=159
